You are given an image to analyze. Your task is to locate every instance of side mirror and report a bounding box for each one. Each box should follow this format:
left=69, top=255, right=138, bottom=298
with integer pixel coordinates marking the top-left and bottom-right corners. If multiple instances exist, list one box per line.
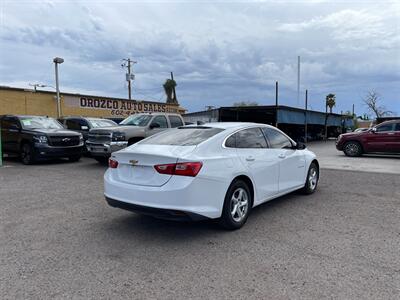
left=371, top=127, right=377, bottom=133
left=295, top=142, right=306, bottom=150
left=149, top=123, right=160, bottom=129
left=81, top=125, right=89, bottom=131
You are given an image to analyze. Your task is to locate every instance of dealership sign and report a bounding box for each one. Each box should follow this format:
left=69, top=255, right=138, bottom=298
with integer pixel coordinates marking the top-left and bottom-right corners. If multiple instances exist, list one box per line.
left=64, top=95, right=181, bottom=117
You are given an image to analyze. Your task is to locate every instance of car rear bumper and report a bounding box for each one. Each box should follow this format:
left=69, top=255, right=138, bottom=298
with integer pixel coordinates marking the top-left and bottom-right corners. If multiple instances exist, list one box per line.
left=105, top=197, right=208, bottom=221
left=86, top=141, right=128, bottom=157
left=34, top=144, right=84, bottom=159
left=104, top=169, right=227, bottom=219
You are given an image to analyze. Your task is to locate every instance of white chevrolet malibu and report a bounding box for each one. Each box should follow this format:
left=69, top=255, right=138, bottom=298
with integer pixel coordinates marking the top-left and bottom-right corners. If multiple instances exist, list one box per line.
left=104, top=122, right=319, bottom=229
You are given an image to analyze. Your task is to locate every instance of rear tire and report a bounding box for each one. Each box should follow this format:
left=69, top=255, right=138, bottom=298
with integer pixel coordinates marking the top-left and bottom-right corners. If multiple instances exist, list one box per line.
left=21, top=143, right=35, bottom=165
left=343, top=141, right=362, bottom=157
left=301, top=162, right=319, bottom=194
left=219, top=180, right=252, bottom=230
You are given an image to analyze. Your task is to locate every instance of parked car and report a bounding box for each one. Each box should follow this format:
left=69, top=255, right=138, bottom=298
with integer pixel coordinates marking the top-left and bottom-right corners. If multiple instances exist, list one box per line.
left=58, top=117, right=117, bottom=153
left=87, top=113, right=185, bottom=163
left=58, top=117, right=118, bottom=141
left=104, top=122, right=319, bottom=230
left=0, top=115, right=84, bottom=164
left=353, top=128, right=369, bottom=133
left=336, top=120, right=400, bottom=156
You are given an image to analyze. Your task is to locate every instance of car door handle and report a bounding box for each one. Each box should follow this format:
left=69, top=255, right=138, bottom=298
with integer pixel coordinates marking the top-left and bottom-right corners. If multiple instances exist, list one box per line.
left=278, top=154, right=286, bottom=159
left=246, top=156, right=255, bottom=161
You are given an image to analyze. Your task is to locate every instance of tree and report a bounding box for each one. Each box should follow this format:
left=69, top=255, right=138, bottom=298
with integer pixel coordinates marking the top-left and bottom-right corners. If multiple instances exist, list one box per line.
left=324, top=93, right=336, bottom=140
left=362, top=90, right=392, bottom=119
left=233, top=101, right=259, bottom=107
left=326, top=93, right=336, bottom=113
left=163, top=79, right=178, bottom=104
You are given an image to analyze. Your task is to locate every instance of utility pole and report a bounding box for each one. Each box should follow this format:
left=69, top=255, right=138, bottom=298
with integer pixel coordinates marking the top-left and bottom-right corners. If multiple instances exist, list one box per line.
left=122, top=58, right=136, bottom=100
left=305, top=89, right=308, bottom=143
left=297, top=56, right=300, bottom=107
left=275, top=81, right=279, bottom=128
left=352, top=103, right=355, bottom=117
left=53, top=57, right=64, bottom=118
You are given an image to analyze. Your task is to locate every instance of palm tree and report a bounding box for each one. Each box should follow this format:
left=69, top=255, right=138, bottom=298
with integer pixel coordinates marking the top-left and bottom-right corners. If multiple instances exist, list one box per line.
left=326, top=93, right=336, bottom=113
left=324, top=93, right=336, bottom=140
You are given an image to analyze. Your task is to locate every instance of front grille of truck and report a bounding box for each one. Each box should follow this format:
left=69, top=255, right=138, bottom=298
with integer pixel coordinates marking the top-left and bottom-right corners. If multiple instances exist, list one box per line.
left=49, top=136, right=80, bottom=147
left=88, top=132, right=112, bottom=144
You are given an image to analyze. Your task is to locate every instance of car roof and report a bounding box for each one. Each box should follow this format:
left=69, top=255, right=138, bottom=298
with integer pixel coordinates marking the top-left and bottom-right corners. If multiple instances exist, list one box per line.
left=136, top=112, right=181, bottom=116
left=10, top=115, right=52, bottom=119
left=379, top=119, right=399, bottom=125
left=185, top=122, right=270, bottom=130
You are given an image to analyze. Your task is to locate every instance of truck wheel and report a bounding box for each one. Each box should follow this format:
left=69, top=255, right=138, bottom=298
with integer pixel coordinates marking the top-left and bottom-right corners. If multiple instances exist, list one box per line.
left=343, top=141, right=362, bottom=157
left=68, top=155, right=81, bottom=162
left=21, top=143, right=35, bottom=165
left=94, top=157, right=108, bottom=164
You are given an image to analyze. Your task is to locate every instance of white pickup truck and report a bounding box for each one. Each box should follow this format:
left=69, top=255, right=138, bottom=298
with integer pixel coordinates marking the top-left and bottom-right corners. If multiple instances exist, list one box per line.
left=86, top=113, right=185, bottom=163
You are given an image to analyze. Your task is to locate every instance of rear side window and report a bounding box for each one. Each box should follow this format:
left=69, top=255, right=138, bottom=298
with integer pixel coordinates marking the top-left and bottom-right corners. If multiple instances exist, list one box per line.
left=395, top=123, right=400, bottom=131
left=1, top=117, right=20, bottom=130
left=376, top=124, right=394, bottom=132
left=226, top=128, right=268, bottom=149
left=141, top=127, right=224, bottom=146
left=262, top=127, right=292, bottom=149
left=168, top=116, right=183, bottom=128
left=66, top=119, right=81, bottom=130
left=151, top=116, right=168, bottom=128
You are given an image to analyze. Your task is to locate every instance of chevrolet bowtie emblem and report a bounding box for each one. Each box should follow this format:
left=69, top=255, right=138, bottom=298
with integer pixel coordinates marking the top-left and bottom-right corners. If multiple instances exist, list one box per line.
left=129, top=160, right=139, bottom=166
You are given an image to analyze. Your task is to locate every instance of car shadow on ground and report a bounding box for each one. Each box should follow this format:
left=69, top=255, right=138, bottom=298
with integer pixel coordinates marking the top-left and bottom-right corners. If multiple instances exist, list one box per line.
left=2, top=156, right=109, bottom=167
left=100, top=188, right=309, bottom=243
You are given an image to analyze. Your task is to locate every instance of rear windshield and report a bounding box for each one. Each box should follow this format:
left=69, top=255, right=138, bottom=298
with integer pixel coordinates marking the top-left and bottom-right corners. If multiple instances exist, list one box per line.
left=141, top=127, right=224, bottom=146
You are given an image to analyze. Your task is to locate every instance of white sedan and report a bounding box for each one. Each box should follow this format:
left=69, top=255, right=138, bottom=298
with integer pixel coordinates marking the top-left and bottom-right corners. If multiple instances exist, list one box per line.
left=104, top=122, right=319, bottom=229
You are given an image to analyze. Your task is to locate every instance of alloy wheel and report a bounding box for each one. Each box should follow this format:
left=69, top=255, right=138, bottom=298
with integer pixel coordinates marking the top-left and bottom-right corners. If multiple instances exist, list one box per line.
left=308, top=167, right=318, bottom=191
left=345, top=143, right=360, bottom=156
left=22, top=144, right=31, bottom=164
left=230, top=188, right=249, bottom=222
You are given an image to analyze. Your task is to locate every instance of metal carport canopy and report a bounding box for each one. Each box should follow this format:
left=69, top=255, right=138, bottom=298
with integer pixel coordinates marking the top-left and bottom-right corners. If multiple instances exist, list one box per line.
left=277, top=108, right=341, bottom=126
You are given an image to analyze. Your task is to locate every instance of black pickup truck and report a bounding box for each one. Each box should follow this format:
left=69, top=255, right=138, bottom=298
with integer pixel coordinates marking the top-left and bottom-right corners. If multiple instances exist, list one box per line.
left=0, top=115, right=84, bottom=164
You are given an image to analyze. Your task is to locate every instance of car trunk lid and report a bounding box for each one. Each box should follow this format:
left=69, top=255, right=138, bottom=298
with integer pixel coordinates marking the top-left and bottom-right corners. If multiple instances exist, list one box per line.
left=112, top=144, right=197, bottom=187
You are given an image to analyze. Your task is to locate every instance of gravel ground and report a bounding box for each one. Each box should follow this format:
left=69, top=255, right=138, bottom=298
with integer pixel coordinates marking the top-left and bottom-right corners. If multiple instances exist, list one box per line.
left=0, top=157, right=399, bottom=299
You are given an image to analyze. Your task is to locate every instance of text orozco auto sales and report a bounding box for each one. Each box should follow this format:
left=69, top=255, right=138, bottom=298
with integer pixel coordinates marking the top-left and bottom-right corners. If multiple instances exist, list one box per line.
left=79, top=97, right=179, bottom=116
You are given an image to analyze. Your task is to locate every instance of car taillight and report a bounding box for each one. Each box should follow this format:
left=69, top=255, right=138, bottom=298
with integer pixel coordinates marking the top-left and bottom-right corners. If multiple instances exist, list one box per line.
left=109, top=158, right=119, bottom=168
left=154, top=162, right=203, bottom=177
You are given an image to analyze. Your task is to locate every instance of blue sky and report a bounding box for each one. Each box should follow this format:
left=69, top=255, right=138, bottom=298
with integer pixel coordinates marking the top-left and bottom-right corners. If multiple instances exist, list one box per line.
left=0, top=0, right=399, bottom=116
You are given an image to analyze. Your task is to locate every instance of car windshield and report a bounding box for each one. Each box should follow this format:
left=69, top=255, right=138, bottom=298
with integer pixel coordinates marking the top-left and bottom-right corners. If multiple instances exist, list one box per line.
left=120, top=114, right=152, bottom=126
left=19, top=116, right=63, bottom=130
left=141, top=127, right=224, bottom=146
left=88, top=119, right=117, bottom=128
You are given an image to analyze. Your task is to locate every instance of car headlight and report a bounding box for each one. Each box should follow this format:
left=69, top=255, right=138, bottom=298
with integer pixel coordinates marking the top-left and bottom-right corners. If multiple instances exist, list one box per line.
left=112, top=132, right=126, bottom=141
left=33, top=135, right=48, bottom=144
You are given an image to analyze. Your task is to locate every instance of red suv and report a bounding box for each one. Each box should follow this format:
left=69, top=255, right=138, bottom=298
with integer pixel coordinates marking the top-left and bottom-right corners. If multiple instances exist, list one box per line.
left=336, top=120, right=400, bottom=156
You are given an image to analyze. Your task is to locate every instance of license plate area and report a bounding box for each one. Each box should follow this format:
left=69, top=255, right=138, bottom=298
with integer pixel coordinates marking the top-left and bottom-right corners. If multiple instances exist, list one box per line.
left=91, top=146, right=106, bottom=152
